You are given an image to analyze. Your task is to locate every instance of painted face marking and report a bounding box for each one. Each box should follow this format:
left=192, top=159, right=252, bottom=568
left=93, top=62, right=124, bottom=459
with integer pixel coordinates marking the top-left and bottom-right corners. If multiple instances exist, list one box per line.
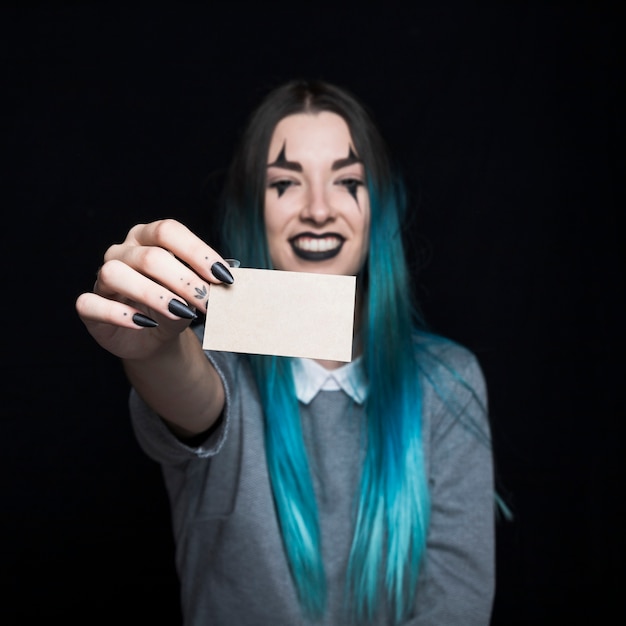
left=334, top=147, right=364, bottom=207
left=271, top=181, right=290, bottom=198
left=345, top=180, right=361, bottom=204
left=331, top=146, right=361, bottom=171
left=267, top=142, right=302, bottom=171
left=267, top=142, right=303, bottom=198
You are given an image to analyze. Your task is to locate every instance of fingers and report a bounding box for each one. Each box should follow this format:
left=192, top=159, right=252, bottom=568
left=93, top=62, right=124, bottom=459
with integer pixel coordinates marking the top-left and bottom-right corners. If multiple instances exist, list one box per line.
left=76, top=291, right=160, bottom=330
left=76, top=219, right=234, bottom=362
left=82, top=219, right=234, bottom=345
left=95, top=258, right=201, bottom=321
left=114, top=219, right=234, bottom=286
left=76, top=288, right=195, bottom=362
left=98, top=219, right=236, bottom=317
left=102, top=245, right=211, bottom=315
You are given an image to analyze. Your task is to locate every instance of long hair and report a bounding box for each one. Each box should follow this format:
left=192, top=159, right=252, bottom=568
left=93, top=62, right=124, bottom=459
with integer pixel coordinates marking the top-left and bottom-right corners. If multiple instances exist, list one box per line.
left=219, top=80, right=431, bottom=623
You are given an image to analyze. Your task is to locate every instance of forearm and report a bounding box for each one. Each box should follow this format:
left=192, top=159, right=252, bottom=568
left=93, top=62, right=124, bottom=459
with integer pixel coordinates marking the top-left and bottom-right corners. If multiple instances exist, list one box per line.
left=122, top=326, right=225, bottom=437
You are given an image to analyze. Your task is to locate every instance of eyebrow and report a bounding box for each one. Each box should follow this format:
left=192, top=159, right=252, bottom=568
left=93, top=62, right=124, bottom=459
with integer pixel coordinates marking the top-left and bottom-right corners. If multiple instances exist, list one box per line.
left=267, top=143, right=302, bottom=172
left=266, top=143, right=362, bottom=172
left=331, top=147, right=362, bottom=171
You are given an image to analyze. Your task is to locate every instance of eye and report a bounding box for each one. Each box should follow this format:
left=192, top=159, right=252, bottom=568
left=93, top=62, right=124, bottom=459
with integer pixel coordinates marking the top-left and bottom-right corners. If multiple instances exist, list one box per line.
left=337, top=178, right=364, bottom=199
left=268, top=180, right=296, bottom=198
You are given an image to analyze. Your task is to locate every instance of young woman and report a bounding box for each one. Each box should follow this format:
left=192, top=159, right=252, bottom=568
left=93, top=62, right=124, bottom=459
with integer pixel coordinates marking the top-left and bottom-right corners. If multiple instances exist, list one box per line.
left=76, top=79, right=495, bottom=625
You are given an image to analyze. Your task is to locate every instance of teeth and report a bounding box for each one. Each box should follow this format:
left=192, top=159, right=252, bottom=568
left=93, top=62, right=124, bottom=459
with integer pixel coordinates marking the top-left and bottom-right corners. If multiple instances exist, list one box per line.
left=294, top=237, right=342, bottom=252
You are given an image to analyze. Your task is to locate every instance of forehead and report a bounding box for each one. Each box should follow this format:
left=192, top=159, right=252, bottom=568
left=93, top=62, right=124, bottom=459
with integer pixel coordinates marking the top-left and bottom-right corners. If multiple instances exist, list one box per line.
left=268, top=112, right=354, bottom=159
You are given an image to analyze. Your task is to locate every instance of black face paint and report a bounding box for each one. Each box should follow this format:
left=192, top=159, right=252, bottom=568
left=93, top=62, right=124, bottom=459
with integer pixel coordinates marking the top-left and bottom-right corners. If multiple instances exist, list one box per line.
left=269, top=143, right=287, bottom=168
left=267, top=142, right=302, bottom=171
left=272, top=181, right=290, bottom=198
left=331, top=146, right=362, bottom=171
left=267, top=141, right=303, bottom=198
left=345, top=180, right=361, bottom=203
left=333, top=147, right=363, bottom=207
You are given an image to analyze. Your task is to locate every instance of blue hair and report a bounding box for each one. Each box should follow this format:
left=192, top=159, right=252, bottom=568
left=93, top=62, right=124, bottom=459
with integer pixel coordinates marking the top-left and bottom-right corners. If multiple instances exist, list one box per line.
left=227, top=180, right=429, bottom=622
left=217, top=80, right=483, bottom=622
left=248, top=354, right=327, bottom=616
left=345, top=176, right=430, bottom=623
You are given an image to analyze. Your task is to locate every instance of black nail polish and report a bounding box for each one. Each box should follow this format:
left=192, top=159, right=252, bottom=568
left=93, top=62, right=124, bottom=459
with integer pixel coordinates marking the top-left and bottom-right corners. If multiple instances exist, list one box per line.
left=168, top=298, right=197, bottom=319
left=211, top=261, right=234, bottom=285
left=132, top=313, right=158, bottom=328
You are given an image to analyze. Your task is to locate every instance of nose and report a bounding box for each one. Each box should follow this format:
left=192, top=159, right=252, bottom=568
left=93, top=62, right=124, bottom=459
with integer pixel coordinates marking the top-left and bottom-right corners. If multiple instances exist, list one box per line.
left=300, top=183, right=335, bottom=225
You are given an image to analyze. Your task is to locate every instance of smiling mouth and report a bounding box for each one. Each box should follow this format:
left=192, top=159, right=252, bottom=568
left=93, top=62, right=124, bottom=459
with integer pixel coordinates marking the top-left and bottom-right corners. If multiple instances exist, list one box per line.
left=289, top=233, right=345, bottom=261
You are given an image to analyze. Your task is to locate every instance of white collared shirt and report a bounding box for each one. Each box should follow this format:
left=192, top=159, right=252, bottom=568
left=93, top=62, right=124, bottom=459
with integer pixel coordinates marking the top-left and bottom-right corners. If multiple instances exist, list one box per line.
left=291, top=356, right=367, bottom=405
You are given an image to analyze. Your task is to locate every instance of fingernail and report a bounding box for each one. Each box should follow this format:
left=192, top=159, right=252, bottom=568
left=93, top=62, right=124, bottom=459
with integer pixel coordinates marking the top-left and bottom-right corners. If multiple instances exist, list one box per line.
left=211, top=261, right=234, bottom=284
left=132, top=313, right=159, bottom=328
left=168, top=298, right=197, bottom=319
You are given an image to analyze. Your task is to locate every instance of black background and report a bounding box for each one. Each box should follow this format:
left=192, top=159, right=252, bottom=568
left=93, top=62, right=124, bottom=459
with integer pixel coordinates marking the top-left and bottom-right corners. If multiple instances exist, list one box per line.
left=1, top=4, right=624, bottom=624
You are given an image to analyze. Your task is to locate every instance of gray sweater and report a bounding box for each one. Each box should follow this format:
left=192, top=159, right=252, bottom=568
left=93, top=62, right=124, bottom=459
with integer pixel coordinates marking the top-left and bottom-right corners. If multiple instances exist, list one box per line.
left=130, top=337, right=495, bottom=625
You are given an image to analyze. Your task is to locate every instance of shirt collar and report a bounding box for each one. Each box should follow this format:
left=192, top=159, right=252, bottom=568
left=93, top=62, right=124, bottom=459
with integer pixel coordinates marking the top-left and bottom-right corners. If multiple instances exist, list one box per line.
left=291, top=356, right=367, bottom=405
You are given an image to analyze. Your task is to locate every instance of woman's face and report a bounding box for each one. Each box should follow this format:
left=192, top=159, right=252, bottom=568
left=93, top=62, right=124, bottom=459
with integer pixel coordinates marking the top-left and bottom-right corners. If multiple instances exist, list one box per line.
left=264, top=112, right=370, bottom=276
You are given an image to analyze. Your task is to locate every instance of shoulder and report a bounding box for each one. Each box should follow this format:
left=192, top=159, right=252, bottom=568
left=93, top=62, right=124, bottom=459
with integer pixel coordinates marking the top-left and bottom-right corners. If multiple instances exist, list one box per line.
left=412, top=332, right=489, bottom=426
left=413, top=332, right=485, bottom=387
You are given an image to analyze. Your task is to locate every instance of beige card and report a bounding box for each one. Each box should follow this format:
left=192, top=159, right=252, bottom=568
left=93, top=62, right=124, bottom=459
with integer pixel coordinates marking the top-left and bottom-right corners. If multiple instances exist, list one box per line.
left=203, top=267, right=356, bottom=361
